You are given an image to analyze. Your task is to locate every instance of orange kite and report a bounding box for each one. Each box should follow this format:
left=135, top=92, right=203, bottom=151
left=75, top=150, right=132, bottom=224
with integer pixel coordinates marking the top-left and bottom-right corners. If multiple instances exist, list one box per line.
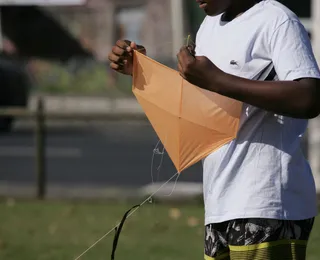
left=132, top=51, right=243, bottom=173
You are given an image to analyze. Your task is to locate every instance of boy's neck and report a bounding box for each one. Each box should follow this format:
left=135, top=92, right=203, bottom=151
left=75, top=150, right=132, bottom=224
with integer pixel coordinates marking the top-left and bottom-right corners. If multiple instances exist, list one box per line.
left=222, top=0, right=260, bottom=21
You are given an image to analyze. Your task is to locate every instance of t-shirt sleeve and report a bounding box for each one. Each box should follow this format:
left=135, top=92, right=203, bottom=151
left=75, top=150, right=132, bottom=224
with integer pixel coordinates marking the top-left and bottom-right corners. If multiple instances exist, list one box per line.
left=270, top=19, right=320, bottom=81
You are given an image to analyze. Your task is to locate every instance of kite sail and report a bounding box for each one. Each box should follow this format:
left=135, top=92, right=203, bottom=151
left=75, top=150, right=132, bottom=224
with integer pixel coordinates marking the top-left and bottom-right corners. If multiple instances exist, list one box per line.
left=132, top=51, right=243, bottom=173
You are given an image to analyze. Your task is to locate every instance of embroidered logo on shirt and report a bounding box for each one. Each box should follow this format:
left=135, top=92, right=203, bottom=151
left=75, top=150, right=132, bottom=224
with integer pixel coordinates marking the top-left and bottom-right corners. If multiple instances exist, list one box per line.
left=230, top=60, right=238, bottom=66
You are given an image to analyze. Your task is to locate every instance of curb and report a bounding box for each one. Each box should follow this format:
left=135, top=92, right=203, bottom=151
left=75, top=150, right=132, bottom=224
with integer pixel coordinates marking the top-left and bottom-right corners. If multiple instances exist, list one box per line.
left=28, top=95, right=144, bottom=115
left=0, top=181, right=203, bottom=202
left=2, top=182, right=320, bottom=207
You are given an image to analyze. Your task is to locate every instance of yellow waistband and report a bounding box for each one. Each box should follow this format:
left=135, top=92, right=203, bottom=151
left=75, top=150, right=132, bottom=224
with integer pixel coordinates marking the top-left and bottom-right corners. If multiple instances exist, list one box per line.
left=228, top=239, right=307, bottom=252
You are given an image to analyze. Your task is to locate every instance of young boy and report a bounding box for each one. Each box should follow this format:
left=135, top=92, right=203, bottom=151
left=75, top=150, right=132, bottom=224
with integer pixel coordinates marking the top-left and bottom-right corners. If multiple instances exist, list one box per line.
left=108, top=0, right=320, bottom=259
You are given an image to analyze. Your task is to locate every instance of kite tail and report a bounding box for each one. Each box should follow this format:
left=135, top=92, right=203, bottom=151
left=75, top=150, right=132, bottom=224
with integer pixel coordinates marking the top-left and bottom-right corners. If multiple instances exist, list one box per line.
left=111, top=204, right=140, bottom=260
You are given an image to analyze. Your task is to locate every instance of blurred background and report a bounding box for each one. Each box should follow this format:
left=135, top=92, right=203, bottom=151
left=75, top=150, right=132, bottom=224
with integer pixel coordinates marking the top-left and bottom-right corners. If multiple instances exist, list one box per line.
left=0, top=1, right=320, bottom=260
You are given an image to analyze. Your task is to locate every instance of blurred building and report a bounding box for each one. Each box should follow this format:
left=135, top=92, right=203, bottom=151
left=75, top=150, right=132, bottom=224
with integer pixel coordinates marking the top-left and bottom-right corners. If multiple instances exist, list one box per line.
left=0, top=0, right=311, bottom=63
left=0, top=0, right=314, bottom=62
left=2, top=0, right=311, bottom=63
left=45, top=0, right=181, bottom=65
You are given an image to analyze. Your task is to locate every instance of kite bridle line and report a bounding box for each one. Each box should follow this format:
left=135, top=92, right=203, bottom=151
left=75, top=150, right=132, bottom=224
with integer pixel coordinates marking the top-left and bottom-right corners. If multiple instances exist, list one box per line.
left=151, top=139, right=165, bottom=187
left=152, top=135, right=181, bottom=198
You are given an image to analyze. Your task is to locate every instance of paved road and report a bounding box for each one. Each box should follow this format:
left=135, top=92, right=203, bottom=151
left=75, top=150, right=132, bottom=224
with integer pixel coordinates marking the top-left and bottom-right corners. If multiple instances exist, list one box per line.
left=0, top=120, right=203, bottom=189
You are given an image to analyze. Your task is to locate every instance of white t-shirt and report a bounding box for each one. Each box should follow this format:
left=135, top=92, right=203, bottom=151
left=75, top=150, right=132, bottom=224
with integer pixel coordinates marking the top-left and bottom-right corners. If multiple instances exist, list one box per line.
left=195, top=0, right=320, bottom=225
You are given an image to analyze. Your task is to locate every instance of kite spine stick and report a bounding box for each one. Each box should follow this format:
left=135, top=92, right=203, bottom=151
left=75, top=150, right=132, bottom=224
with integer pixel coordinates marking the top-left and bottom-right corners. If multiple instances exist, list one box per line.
left=177, top=74, right=184, bottom=173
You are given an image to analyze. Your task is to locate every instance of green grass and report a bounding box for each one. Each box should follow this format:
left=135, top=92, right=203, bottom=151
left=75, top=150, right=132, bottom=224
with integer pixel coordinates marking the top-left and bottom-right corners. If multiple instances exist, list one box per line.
left=30, top=59, right=133, bottom=96
left=0, top=199, right=319, bottom=260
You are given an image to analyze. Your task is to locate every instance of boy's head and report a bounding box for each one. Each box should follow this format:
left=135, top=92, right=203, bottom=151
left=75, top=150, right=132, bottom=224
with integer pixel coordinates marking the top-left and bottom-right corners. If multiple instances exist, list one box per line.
left=196, top=0, right=259, bottom=17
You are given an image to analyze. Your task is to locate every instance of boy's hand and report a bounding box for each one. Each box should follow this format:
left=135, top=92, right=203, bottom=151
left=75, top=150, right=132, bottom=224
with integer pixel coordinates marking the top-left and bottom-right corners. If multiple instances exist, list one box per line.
left=177, top=46, right=224, bottom=91
left=108, top=40, right=146, bottom=76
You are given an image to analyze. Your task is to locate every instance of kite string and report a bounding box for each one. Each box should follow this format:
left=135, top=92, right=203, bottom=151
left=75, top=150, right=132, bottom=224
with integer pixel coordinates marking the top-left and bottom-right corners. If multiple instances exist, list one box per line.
left=73, top=172, right=179, bottom=260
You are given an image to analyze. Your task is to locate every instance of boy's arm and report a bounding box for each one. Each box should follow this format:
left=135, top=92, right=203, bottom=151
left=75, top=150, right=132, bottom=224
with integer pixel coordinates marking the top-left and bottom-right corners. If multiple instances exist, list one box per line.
left=178, top=19, right=320, bottom=119
left=208, top=72, right=320, bottom=119
left=211, top=19, right=320, bottom=119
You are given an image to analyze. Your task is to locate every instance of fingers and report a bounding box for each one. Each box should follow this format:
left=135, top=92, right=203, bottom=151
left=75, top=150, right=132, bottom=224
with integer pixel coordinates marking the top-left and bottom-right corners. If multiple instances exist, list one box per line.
left=113, top=39, right=146, bottom=55
left=112, top=40, right=145, bottom=58
left=116, top=39, right=131, bottom=50
left=108, top=51, right=126, bottom=73
left=177, top=46, right=194, bottom=72
left=125, top=41, right=137, bottom=54
left=177, top=46, right=198, bottom=80
left=108, top=40, right=132, bottom=72
left=110, top=62, right=122, bottom=71
left=111, top=45, right=125, bottom=56
left=114, top=40, right=134, bottom=57
left=179, top=46, right=195, bottom=64
left=108, top=52, right=124, bottom=64
left=129, top=42, right=147, bottom=55
left=108, top=39, right=148, bottom=75
left=109, top=59, right=127, bottom=73
left=187, top=44, right=196, bottom=56
left=130, top=41, right=137, bottom=50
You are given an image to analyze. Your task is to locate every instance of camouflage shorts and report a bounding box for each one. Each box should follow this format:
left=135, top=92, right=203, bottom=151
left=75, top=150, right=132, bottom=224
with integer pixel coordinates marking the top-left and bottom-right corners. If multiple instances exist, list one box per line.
left=204, top=218, right=315, bottom=260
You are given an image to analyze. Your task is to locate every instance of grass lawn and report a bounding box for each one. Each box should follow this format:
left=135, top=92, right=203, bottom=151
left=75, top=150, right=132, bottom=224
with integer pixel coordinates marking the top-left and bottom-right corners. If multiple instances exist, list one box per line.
left=0, top=199, right=319, bottom=260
